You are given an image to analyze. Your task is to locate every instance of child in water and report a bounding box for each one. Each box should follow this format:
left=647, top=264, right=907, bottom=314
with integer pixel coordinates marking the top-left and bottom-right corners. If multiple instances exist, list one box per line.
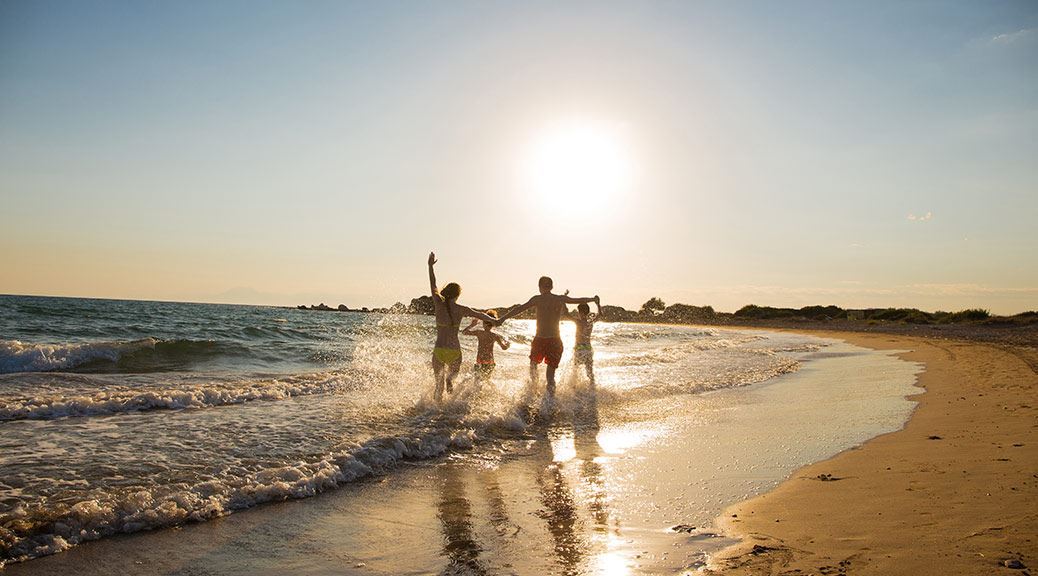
left=463, top=310, right=511, bottom=383
left=566, top=299, right=602, bottom=386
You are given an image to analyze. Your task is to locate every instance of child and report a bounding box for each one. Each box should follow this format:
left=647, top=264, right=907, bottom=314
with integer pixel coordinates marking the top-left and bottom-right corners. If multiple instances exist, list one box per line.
left=566, top=299, right=602, bottom=386
left=496, top=276, right=598, bottom=396
left=462, top=310, right=510, bottom=382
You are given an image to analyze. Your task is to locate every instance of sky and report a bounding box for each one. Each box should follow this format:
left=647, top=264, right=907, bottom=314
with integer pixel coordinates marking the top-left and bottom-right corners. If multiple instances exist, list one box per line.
left=2, top=1, right=1036, bottom=314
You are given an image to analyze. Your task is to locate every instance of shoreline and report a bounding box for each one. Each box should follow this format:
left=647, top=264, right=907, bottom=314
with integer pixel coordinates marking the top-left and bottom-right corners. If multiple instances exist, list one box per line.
left=2, top=329, right=925, bottom=575
left=707, top=330, right=1038, bottom=575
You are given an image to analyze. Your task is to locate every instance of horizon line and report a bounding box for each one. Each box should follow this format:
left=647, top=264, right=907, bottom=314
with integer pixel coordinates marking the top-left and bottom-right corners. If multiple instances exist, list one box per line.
left=2, top=292, right=1033, bottom=317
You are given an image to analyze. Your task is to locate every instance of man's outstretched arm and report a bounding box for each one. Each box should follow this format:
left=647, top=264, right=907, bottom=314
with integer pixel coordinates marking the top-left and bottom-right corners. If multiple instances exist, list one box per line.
left=561, top=294, right=597, bottom=305
left=497, top=297, right=536, bottom=323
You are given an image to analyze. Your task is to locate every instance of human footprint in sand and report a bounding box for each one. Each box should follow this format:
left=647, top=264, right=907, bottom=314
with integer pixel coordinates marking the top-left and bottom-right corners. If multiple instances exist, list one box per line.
left=427, top=252, right=499, bottom=401
left=496, top=276, right=598, bottom=396
left=463, top=310, right=510, bottom=383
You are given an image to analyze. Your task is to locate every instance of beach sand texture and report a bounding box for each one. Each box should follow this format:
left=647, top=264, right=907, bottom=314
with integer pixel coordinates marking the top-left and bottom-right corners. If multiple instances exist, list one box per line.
left=711, top=333, right=1038, bottom=575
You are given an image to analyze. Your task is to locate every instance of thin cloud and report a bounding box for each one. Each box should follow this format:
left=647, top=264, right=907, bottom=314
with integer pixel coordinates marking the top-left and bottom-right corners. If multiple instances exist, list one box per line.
left=906, top=284, right=1038, bottom=297
left=907, top=211, right=933, bottom=222
left=712, top=284, right=897, bottom=297
left=685, top=283, right=1038, bottom=302
left=992, top=28, right=1036, bottom=44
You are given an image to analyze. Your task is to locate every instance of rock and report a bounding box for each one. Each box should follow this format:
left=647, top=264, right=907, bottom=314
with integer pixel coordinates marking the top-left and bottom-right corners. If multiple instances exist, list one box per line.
left=671, top=524, right=696, bottom=533
left=927, top=435, right=942, bottom=440
left=409, top=295, right=435, bottom=315
left=337, top=304, right=349, bottom=311
left=1003, top=559, right=1026, bottom=569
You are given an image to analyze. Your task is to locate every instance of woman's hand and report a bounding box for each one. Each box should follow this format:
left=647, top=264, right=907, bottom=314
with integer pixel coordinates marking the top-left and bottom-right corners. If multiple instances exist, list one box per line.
left=428, top=252, right=437, bottom=267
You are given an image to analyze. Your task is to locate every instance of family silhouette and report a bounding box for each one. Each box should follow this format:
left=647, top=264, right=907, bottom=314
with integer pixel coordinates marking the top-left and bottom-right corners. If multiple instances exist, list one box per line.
left=427, top=252, right=600, bottom=402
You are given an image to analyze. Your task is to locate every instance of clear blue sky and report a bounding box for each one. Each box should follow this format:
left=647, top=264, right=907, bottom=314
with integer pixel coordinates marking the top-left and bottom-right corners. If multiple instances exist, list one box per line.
left=2, top=1, right=1036, bottom=313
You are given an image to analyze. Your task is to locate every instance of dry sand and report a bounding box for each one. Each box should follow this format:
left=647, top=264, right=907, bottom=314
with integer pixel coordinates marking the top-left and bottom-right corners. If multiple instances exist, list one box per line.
left=710, top=332, right=1038, bottom=575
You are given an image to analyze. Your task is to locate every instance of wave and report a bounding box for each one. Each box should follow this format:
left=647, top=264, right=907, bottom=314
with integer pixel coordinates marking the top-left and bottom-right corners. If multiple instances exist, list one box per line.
left=0, top=395, right=529, bottom=567
left=0, top=338, right=247, bottom=375
left=606, top=335, right=765, bottom=367
left=0, top=374, right=350, bottom=422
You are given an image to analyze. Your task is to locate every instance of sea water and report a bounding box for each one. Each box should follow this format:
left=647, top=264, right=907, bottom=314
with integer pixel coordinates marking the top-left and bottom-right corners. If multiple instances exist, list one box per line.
left=0, top=295, right=911, bottom=568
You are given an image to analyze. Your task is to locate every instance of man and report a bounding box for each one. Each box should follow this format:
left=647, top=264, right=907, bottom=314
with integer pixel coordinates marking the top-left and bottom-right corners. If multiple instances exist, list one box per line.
left=497, top=276, right=599, bottom=396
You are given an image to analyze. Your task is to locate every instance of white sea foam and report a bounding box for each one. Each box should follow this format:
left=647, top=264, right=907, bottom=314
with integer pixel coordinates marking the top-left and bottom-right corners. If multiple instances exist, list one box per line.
left=0, top=374, right=348, bottom=421
left=0, top=339, right=140, bottom=373
left=0, top=399, right=528, bottom=566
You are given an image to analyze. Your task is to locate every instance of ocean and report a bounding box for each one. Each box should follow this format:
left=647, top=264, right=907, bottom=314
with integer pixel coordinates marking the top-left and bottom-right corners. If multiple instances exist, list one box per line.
left=0, top=295, right=920, bottom=570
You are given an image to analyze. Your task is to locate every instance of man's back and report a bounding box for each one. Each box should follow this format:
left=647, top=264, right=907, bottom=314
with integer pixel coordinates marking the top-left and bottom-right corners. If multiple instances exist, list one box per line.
left=533, top=293, right=566, bottom=338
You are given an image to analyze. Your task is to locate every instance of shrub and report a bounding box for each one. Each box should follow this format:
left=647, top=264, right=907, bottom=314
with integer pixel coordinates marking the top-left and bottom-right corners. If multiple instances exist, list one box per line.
left=641, top=297, right=666, bottom=315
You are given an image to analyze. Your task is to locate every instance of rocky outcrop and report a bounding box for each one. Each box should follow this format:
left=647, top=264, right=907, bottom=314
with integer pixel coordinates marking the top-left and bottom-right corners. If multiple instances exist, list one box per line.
left=408, top=295, right=435, bottom=315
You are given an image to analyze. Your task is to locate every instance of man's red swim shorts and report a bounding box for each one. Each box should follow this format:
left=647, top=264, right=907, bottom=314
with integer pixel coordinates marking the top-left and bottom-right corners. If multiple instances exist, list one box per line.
left=530, top=337, right=564, bottom=368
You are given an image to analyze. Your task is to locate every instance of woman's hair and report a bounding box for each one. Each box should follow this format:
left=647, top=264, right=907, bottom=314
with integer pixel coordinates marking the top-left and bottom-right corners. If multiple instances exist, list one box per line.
left=440, top=283, right=461, bottom=301
left=439, top=282, right=461, bottom=327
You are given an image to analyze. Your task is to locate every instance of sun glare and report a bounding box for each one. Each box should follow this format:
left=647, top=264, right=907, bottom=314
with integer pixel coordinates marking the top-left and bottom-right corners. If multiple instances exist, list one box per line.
left=522, top=121, right=634, bottom=210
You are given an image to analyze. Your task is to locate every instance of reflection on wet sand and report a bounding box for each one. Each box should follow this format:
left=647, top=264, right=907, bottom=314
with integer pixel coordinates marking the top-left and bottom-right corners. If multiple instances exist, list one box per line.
left=575, top=424, right=611, bottom=535
left=537, top=460, right=585, bottom=575
left=480, top=470, right=521, bottom=541
left=431, top=374, right=642, bottom=575
left=437, top=464, right=487, bottom=575
left=536, top=378, right=628, bottom=575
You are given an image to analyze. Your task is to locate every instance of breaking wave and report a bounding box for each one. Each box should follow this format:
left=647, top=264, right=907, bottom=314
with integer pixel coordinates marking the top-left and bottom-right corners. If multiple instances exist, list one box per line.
left=0, top=338, right=246, bottom=375
left=0, top=374, right=350, bottom=422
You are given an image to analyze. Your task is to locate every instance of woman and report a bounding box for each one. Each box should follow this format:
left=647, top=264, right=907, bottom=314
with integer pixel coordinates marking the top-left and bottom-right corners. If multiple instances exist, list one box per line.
left=427, top=252, right=498, bottom=401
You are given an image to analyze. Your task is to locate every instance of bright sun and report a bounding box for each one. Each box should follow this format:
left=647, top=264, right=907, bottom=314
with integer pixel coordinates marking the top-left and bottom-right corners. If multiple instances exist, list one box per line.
left=521, top=121, right=634, bottom=209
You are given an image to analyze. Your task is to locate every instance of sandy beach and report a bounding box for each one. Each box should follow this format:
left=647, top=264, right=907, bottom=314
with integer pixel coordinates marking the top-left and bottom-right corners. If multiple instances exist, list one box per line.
left=710, top=331, right=1038, bottom=575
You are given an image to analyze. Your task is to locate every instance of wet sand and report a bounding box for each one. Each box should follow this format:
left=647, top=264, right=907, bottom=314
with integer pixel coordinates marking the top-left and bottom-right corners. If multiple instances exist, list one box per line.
left=709, top=332, right=1038, bottom=575
left=3, top=336, right=924, bottom=575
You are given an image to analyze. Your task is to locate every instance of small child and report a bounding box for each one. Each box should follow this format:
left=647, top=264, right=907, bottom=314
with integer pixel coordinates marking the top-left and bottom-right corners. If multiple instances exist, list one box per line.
left=566, top=299, right=602, bottom=386
left=463, top=310, right=510, bottom=382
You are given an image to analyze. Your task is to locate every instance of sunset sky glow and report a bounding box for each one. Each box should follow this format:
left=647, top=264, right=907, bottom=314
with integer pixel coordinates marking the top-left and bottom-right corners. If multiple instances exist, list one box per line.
left=2, top=1, right=1036, bottom=313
